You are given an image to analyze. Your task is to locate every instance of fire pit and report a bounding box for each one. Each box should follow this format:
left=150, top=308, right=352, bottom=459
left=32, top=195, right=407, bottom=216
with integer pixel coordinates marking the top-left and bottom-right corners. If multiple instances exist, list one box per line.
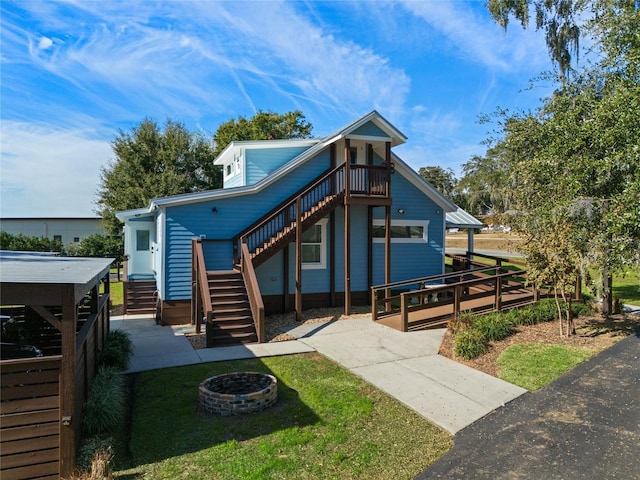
left=199, top=372, right=278, bottom=416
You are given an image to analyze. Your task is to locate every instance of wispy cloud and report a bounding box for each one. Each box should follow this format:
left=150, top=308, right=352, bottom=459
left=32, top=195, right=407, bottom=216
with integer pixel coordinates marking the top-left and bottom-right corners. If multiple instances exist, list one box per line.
left=401, top=0, right=548, bottom=71
left=0, top=122, right=112, bottom=217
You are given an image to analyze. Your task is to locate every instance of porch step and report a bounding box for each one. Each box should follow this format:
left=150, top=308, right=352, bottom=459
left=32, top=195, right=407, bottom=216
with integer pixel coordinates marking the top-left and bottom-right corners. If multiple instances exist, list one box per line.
left=125, top=280, right=157, bottom=315
left=205, top=271, right=258, bottom=347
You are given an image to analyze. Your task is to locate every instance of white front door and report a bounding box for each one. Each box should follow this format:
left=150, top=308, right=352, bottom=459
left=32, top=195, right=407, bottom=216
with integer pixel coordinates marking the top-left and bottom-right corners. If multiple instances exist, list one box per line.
left=129, top=222, right=155, bottom=277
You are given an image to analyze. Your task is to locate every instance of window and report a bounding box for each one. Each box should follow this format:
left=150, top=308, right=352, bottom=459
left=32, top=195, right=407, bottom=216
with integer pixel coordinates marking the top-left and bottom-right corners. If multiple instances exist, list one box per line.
left=53, top=235, right=62, bottom=242
left=301, top=219, right=327, bottom=269
left=136, top=230, right=150, bottom=251
left=226, top=164, right=232, bottom=176
left=372, top=220, right=429, bottom=243
left=73, top=237, right=80, bottom=243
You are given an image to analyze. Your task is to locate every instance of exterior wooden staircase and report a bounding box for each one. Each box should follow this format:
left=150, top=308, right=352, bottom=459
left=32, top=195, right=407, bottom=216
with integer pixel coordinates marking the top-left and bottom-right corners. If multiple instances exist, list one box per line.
left=193, top=160, right=392, bottom=346
left=124, top=280, right=157, bottom=315
left=205, top=270, right=258, bottom=346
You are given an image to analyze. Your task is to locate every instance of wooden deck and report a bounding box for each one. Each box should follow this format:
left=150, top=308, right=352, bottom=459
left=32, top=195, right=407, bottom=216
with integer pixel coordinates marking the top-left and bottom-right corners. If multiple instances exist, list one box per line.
left=371, top=255, right=548, bottom=333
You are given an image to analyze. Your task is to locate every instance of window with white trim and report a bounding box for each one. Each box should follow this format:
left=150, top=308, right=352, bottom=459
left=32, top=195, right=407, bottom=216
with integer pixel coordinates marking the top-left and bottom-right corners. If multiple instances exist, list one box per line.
left=301, top=219, right=327, bottom=269
left=372, top=219, right=429, bottom=243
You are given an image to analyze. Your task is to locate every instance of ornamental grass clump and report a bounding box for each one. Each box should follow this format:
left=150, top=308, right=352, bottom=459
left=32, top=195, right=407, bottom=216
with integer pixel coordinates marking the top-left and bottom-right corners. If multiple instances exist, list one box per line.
left=82, top=368, right=126, bottom=436
left=453, top=328, right=487, bottom=360
left=100, top=330, right=132, bottom=371
left=472, top=313, right=515, bottom=342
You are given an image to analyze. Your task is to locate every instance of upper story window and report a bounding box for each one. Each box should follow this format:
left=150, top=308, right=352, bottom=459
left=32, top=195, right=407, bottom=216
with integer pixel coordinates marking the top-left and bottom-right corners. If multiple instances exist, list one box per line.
left=226, top=164, right=232, bottom=176
left=372, top=219, right=429, bottom=243
left=302, top=219, right=327, bottom=269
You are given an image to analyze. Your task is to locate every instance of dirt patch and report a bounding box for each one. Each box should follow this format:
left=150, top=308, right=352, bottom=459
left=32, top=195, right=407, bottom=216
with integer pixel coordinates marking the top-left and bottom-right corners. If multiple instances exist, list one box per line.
left=439, top=313, right=640, bottom=378
left=446, top=232, right=523, bottom=254
left=186, top=306, right=371, bottom=350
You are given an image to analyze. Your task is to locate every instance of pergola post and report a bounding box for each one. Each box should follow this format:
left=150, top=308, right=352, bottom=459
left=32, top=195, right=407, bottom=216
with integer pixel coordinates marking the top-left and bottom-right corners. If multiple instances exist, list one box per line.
left=60, top=286, right=77, bottom=478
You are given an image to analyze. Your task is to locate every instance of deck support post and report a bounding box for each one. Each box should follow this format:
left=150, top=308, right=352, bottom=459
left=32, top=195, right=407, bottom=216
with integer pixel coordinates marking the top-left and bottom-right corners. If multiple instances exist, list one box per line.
left=384, top=204, right=391, bottom=312
left=295, top=197, right=303, bottom=320
left=344, top=202, right=352, bottom=315
left=60, top=286, right=77, bottom=478
left=400, top=293, right=408, bottom=332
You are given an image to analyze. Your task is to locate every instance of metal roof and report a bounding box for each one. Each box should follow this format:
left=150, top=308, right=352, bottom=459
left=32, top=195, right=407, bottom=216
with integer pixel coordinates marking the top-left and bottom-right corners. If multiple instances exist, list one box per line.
left=446, top=207, right=483, bottom=229
left=0, top=251, right=113, bottom=285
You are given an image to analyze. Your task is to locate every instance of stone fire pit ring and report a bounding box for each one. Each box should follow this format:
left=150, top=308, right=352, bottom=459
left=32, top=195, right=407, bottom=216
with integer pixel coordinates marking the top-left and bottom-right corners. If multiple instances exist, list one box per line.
left=199, top=372, right=278, bottom=416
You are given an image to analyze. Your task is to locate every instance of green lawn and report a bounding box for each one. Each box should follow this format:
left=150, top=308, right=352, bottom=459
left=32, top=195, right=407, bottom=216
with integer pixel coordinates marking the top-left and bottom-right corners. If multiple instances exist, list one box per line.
left=497, top=343, right=594, bottom=391
left=109, top=281, right=123, bottom=307
left=613, top=271, right=640, bottom=306
left=115, top=353, right=450, bottom=479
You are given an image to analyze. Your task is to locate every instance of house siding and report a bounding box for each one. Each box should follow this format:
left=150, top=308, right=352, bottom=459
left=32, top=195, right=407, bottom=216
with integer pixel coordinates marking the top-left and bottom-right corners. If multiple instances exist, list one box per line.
left=352, top=121, right=388, bottom=138
left=164, top=150, right=331, bottom=300
left=246, top=146, right=312, bottom=185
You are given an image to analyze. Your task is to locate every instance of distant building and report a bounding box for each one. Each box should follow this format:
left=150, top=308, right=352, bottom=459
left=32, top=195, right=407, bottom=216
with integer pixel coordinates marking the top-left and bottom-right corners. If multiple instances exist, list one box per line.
left=0, top=217, right=104, bottom=245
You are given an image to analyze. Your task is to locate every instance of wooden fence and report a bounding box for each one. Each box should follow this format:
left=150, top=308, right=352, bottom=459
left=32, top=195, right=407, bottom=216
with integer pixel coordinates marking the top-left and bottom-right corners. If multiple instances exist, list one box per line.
left=1, top=290, right=110, bottom=479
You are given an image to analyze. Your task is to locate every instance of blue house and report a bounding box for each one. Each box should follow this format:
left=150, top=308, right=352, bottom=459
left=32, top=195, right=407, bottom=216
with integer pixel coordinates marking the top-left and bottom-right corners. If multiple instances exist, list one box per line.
left=117, top=111, right=457, bottom=345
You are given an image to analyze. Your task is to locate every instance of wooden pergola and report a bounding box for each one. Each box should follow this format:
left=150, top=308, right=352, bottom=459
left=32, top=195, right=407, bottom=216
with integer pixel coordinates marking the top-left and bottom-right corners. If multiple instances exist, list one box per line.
left=0, top=251, right=112, bottom=479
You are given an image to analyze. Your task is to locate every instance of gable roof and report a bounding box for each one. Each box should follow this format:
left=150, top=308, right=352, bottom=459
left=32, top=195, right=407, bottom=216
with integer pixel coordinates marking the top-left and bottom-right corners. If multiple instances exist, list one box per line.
left=116, top=111, right=454, bottom=220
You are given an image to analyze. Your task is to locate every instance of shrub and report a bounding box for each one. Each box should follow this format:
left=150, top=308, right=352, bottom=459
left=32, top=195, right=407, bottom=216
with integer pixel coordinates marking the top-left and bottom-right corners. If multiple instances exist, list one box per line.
left=83, top=368, right=126, bottom=436
left=473, top=313, right=515, bottom=342
left=454, top=328, right=487, bottom=360
left=100, top=330, right=132, bottom=371
left=77, top=436, right=114, bottom=474
left=448, top=311, right=474, bottom=334
left=571, top=301, right=594, bottom=317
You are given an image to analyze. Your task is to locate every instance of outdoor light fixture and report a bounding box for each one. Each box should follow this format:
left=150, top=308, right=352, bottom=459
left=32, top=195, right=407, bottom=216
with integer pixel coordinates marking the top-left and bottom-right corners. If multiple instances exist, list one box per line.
left=211, top=207, right=218, bottom=214
left=398, top=208, right=405, bottom=214
left=390, top=162, right=396, bottom=174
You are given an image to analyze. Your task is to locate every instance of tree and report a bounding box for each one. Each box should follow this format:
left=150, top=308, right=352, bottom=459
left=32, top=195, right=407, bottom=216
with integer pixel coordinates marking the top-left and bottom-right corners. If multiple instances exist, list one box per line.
left=97, top=119, right=221, bottom=234
left=418, top=166, right=457, bottom=197
left=487, top=0, right=583, bottom=80
left=212, top=110, right=312, bottom=157
left=485, top=0, right=640, bottom=322
left=458, top=146, right=514, bottom=217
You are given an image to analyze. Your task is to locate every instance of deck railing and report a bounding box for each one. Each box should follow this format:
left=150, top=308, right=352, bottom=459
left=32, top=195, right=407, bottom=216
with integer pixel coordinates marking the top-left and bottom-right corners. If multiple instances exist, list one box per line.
left=241, top=240, right=265, bottom=343
left=371, top=257, right=537, bottom=332
left=192, top=239, right=214, bottom=334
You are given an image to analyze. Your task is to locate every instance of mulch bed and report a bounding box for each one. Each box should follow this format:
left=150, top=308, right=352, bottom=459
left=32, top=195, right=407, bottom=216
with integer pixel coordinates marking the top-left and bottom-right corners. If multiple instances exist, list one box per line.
left=439, top=313, right=640, bottom=378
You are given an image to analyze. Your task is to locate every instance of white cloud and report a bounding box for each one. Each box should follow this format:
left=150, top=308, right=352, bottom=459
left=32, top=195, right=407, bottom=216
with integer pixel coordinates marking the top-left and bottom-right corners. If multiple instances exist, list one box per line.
left=0, top=122, right=112, bottom=217
left=38, top=36, right=53, bottom=50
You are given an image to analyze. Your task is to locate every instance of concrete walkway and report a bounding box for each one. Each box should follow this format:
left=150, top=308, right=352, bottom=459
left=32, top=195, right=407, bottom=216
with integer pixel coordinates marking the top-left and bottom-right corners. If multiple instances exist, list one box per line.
left=111, top=314, right=525, bottom=434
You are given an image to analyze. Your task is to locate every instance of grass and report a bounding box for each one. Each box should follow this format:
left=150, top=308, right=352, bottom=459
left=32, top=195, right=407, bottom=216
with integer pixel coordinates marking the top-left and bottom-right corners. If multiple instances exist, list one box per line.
left=497, top=343, right=594, bottom=391
left=115, top=353, right=451, bottom=479
left=109, top=281, right=123, bottom=307
left=612, top=271, right=640, bottom=306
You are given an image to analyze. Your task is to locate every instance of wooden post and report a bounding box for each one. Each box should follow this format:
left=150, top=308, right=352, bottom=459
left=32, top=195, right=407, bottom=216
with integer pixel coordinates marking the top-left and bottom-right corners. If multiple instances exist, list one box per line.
left=345, top=139, right=351, bottom=199
left=344, top=202, right=352, bottom=315
left=495, top=274, right=503, bottom=311
left=60, top=286, right=77, bottom=478
left=453, top=285, right=461, bottom=320
left=401, top=293, right=408, bottom=332
left=283, top=245, right=290, bottom=312
left=384, top=204, right=391, bottom=311
left=295, top=197, right=303, bottom=320
left=367, top=206, right=373, bottom=303
left=371, top=287, right=378, bottom=321
left=122, top=255, right=129, bottom=314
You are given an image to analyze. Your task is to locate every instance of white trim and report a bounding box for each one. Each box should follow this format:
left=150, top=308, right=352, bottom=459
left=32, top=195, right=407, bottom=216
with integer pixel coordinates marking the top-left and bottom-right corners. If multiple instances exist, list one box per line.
left=372, top=219, right=430, bottom=243
left=346, top=134, right=393, bottom=142
left=301, top=218, right=328, bottom=270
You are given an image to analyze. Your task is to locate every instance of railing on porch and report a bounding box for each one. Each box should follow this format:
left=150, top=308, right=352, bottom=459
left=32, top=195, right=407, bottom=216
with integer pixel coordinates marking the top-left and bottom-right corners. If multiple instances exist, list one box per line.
left=240, top=240, right=265, bottom=343
left=348, top=164, right=389, bottom=196
left=371, top=256, right=538, bottom=332
left=191, top=239, right=213, bottom=335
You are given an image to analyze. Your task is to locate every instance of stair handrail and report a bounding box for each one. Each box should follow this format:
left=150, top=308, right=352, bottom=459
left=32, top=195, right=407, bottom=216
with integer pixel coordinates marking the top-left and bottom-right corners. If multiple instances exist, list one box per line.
left=192, top=239, right=214, bottom=334
left=233, top=163, right=346, bottom=262
left=240, top=240, right=265, bottom=342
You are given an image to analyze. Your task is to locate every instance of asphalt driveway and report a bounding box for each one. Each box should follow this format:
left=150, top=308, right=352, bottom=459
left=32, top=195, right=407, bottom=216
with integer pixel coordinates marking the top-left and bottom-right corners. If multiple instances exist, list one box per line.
left=417, top=333, right=640, bottom=479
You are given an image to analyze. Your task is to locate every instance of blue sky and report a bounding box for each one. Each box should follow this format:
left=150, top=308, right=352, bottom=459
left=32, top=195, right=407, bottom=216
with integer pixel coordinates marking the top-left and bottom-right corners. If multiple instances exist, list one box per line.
left=1, top=1, right=554, bottom=217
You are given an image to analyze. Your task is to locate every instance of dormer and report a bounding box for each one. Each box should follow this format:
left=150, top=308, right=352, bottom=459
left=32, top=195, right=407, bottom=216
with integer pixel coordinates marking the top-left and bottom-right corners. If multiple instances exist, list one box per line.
left=214, top=139, right=320, bottom=188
